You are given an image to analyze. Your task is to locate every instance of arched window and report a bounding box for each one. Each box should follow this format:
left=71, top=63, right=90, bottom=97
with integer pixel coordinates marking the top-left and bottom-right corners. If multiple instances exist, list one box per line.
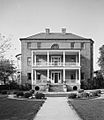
left=51, top=44, right=59, bottom=49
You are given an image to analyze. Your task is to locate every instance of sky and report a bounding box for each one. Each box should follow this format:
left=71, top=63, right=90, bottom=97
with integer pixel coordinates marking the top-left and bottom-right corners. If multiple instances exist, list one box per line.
left=0, top=0, right=104, bottom=70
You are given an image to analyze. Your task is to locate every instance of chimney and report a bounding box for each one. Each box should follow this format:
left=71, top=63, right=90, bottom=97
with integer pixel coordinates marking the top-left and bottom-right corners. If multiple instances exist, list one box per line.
left=62, top=28, right=66, bottom=34
left=45, top=28, right=50, bottom=34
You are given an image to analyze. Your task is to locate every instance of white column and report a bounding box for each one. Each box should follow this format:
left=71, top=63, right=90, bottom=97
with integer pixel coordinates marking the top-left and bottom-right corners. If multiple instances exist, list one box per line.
left=35, top=70, right=36, bottom=84
left=47, top=51, right=49, bottom=66
left=31, top=69, right=34, bottom=89
left=79, top=51, right=80, bottom=66
left=32, top=51, right=33, bottom=66
left=63, top=69, right=65, bottom=82
left=47, top=69, right=49, bottom=81
left=79, top=68, right=81, bottom=85
left=76, top=54, right=78, bottom=65
left=33, top=52, right=36, bottom=66
left=63, top=51, right=65, bottom=66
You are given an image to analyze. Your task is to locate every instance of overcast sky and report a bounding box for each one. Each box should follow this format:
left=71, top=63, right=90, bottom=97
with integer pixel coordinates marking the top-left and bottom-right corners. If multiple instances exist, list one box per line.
left=0, top=0, right=104, bottom=70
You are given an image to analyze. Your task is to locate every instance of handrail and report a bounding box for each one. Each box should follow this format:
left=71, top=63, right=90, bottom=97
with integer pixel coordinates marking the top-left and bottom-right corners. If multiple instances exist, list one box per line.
left=33, top=62, right=79, bottom=66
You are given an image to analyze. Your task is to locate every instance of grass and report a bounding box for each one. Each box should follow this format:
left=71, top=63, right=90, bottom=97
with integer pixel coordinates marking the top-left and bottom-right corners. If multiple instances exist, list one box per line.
left=0, top=97, right=44, bottom=120
left=69, top=99, right=104, bottom=120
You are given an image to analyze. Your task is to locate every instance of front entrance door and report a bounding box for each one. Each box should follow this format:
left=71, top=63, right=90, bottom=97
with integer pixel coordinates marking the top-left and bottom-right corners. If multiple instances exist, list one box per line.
left=55, top=73, right=58, bottom=83
left=51, top=71, right=61, bottom=83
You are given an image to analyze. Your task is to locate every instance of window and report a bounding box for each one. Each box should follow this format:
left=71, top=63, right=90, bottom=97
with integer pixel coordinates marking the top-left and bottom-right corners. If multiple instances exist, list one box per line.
left=71, top=42, right=75, bottom=49
left=37, top=73, right=41, bottom=80
left=51, top=44, right=59, bottom=49
left=37, top=42, right=41, bottom=49
left=27, top=57, right=31, bottom=66
left=27, top=73, right=31, bottom=80
left=81, top=42, right=85, bottom=49
left=27, top=42, right=31, bottom=49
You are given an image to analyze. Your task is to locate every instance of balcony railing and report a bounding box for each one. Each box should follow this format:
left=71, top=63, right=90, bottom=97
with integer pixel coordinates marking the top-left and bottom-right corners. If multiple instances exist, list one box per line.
left=34, top=62, right=79, bottom=67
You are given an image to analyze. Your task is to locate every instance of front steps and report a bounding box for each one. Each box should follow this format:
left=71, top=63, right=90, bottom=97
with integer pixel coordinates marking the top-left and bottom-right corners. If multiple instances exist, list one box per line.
left=49, top=84, right=64, bottom=92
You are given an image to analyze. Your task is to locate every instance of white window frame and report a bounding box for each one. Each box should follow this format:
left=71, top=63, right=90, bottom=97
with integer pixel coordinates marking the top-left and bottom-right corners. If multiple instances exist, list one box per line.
left=51, top=71, right=61, bottom=83
left=51, top=56, right=61, bottom=66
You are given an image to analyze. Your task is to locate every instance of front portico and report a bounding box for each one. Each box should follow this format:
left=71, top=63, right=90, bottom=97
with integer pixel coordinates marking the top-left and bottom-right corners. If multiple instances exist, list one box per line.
left=31, top=49, right=81, bottom=91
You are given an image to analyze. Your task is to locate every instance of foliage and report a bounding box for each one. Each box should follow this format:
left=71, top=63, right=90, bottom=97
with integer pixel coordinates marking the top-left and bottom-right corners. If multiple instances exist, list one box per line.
left=0, top=34, right=11, bottom=58
left=78, top=89, right=84, bottom=93
left=0, top=59, right=15, bottom=84
left=24, top=92, right=32, bottom=98
left=77, top=92, right=89, bottom=98
left=0, top=90, right=8, bottom=94
left=68, top=93, right=77, bottom=99
left=8, top=80, right=19, bottom=89
left=16, top=91, right=24, bottom=97
left=98, top=45, right=104, bottom=74
left=35, top=92, right=45, bottom=99
left=81, top=72, right=104, bottom=89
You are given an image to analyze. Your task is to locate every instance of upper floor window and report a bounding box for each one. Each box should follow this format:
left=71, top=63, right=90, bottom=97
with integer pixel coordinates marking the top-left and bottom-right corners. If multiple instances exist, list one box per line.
left=27, top=42, right=31, bottom=49
left=37, top=42, right=41, bottom=49
left=51, top=44, right=59, bottom=49
left=27, top=57, right=31, bottom=66
left=81, top=42, right=85, bottom=49
left=71, top=42, right=75, bottom=49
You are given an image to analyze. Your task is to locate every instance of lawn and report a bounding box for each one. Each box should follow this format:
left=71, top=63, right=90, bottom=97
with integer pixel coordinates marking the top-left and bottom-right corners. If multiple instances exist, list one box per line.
left=69, top=99, right=104, bottom=120
left=0, top=97, right=44, bottom=120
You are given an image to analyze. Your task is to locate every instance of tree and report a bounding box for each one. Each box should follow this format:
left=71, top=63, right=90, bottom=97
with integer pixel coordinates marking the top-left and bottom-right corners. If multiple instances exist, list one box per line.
left=98, top=45, right=104, bottom=75
left=0, top=34, right=11, bottom=58
left=0, top=59, right=15, bottom=84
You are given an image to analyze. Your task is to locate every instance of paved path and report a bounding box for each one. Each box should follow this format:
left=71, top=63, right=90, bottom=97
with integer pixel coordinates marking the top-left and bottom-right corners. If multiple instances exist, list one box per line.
left=34, top=97, right=81, bottom=120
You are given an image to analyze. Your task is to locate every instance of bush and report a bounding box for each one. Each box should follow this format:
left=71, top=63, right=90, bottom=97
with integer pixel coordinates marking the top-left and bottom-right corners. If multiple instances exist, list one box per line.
left=68, top=93, right=77, bottom=99
left=78, top=89, right=84, bottom=93
left=13, top=91, right=18, bottom=94
left=81, top=92, right=89, bottom=97
left=16, top=91, right=24, bottom=97
left=29, top=89, right=35, bottom=94
left=1, top=90, right=7, bottom=94
left=89, top=91, right=100, bottom=97
left=95, top=90, right=101, bottom=94
left=35, top=92, right=45, bottom=99
left=24, top=92, right=32, bottom=98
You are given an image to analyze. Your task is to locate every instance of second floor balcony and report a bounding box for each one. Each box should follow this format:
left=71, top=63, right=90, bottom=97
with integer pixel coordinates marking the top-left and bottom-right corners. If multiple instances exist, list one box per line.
left=32, top=49, right=80, bottom=68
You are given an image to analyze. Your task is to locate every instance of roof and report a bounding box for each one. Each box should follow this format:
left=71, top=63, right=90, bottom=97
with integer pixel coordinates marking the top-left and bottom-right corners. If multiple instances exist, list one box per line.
left=20, top=32, right=89, bottom=40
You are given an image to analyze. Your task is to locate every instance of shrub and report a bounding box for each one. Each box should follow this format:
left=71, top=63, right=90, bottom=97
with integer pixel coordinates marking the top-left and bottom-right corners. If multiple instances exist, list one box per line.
left=13, top=91, right=18, bottom=94
left=1, top=90, right=7, bottom=94
left=16, top=91, right=24, bottom=97
left=78, top=89, right=84, bottom=93
left=29, top=89, right=35, bottom=94
left=89, top=91, right=100, bottom=97
left=35, top=92, right=45, bottom=99
left=81, top=92, right=89, bottom=97
left=68, top=93, right=77, bottom=99
left=24, top=92, right=32, bottom=98
left=95, top=90, right=101, bottom=94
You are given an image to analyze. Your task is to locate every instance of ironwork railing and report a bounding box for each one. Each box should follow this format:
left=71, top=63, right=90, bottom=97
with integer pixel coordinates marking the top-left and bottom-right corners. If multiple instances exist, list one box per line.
left=34, top=62, right=79, bottom=66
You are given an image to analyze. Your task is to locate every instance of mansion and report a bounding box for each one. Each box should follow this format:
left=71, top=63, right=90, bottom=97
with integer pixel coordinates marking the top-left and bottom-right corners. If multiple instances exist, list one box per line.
left=20, top=28, right=94, bottom=91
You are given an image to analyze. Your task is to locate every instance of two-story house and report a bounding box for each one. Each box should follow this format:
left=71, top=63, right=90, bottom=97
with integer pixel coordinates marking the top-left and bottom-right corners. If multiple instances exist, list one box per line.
left=20, top=28, right=94, bottom=91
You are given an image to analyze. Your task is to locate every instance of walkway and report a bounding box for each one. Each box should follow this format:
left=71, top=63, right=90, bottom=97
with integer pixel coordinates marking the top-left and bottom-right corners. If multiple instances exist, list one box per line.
left=34, top=97, right=82, bottom=120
